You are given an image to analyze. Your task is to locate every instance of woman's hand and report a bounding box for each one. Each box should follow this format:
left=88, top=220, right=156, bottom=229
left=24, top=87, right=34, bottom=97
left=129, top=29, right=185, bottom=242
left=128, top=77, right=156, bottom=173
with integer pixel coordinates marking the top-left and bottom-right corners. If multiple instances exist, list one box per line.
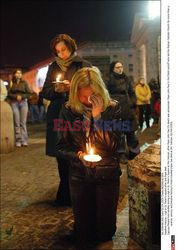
left=90, top=94, right=104, bottom=118
left=54, top=80, right=70, bottom=93
left=77, top=151, right=96, bottom=168
left=16, top=95, right=22, bottom=101
left=144, top=98, right=150, bottom=104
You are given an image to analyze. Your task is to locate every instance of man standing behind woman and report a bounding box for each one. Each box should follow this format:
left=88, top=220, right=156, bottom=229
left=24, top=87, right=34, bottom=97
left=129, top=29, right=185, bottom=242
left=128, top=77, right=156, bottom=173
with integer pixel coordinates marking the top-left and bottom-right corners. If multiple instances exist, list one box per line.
left=8, top=69, right=32, bottom=147
left=40, top=34, right=91, bottom=206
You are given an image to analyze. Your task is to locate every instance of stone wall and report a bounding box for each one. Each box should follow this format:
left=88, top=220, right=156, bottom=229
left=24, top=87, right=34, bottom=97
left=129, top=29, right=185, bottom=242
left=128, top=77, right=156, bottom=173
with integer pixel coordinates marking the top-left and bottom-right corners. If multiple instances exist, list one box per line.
left=0, top=101, right=15, bottom=153
left=128, top=144, right=160, bottom=248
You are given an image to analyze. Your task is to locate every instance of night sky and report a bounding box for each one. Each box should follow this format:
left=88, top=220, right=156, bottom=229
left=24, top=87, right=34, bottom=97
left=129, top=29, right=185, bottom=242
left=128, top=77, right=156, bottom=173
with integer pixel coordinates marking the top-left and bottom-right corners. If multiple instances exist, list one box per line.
left=1, top=0, right=148, bottom=68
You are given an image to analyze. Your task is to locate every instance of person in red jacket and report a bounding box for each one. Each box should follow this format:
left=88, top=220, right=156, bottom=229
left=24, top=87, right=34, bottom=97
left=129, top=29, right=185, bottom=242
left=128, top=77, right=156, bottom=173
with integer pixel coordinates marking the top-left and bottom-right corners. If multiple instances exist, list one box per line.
left=153, top=97, right=161, bottom=123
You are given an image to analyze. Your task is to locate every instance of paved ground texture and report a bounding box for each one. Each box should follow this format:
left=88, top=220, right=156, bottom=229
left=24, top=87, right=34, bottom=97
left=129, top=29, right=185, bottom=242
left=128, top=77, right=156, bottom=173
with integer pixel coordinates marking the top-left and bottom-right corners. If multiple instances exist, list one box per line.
left=1, top=122, right=160, bottom=250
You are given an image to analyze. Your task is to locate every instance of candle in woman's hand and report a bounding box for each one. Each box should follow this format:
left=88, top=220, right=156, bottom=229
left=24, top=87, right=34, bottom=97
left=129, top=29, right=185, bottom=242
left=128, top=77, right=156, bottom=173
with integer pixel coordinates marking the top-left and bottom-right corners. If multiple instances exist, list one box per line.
left=56, top=74, right=62, bottom=82
left=83, top=148, right=102, bottom=162
left=52, top=74, right=64, bottom=84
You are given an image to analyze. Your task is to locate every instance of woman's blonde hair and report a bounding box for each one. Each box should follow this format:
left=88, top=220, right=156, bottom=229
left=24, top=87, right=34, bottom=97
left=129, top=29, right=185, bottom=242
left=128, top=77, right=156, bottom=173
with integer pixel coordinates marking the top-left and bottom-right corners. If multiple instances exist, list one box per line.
left=69, top=67, right=111, bottom=113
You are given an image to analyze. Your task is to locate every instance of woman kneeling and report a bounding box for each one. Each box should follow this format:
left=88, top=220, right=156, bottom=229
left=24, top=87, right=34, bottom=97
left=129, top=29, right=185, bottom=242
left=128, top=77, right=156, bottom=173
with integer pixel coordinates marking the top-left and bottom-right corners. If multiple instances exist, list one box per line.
left=56, top=67, right=130, bottom=246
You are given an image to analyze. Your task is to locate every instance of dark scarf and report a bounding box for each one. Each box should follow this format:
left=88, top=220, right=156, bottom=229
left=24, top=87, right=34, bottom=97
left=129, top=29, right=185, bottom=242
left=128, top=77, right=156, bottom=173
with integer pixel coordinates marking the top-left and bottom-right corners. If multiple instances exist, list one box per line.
left=113, top=71, right=127, bottom=80
left=55, top=52, right=77, bottom=72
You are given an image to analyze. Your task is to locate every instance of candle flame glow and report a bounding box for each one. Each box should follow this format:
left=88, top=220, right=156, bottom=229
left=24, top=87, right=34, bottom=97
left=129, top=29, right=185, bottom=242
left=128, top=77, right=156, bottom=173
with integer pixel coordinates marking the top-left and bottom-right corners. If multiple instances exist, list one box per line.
left=56, top=74, right=61, bottom=82
left=89, top=148, right=94, bottom=155
left=84, top=145, right=102, bottom=162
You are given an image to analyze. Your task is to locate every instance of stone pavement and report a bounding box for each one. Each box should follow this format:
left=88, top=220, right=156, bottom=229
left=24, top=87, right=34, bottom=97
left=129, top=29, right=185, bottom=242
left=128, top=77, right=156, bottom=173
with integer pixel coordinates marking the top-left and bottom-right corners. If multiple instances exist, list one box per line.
left=0, top=122, right=160, bottom=250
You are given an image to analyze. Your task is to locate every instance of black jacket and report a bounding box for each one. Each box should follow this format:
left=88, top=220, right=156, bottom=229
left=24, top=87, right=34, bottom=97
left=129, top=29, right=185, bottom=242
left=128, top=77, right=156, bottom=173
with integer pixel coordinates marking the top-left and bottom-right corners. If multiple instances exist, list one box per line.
left=107, top=72, right=138, bottom=132
left=107, top=72, right=136, bottom=107
left=56, top=100, right=133, bottom=180
left=40, top=56, right=91, bottom=156
left=8, top=80, right=32, bottom=101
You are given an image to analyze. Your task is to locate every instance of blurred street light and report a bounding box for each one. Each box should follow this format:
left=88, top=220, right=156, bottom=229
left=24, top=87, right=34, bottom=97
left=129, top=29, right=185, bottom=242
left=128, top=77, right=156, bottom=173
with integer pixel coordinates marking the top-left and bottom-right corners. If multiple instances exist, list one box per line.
left=3, top=81, right=8, bottom=86
left=148, top=1, right=160, bottom=19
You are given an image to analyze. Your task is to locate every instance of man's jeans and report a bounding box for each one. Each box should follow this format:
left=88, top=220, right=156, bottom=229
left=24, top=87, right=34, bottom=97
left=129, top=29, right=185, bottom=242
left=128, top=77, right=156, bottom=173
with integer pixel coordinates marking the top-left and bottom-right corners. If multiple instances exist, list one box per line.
left=11, top=100, right=28, bottom=145
left=29, top=104, right=40, bottom=123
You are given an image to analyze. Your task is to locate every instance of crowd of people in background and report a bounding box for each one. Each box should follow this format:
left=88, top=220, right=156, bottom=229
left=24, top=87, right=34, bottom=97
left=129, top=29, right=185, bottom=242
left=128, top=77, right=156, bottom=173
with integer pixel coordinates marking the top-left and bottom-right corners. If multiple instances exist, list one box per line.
left=28, top=90, right=46, bottom=124
left=0, top=33, right=161, bottom=249
left=0, top=71, right=48, bottom=148
left=0, top=57, right=160, bottom=150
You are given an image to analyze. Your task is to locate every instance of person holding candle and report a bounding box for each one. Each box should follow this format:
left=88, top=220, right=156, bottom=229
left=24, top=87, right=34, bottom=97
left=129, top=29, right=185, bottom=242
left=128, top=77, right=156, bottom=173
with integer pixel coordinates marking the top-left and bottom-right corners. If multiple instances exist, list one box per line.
left=40, top=34, right=91, bottom=206
left=56, top=67, right=137, bottom=247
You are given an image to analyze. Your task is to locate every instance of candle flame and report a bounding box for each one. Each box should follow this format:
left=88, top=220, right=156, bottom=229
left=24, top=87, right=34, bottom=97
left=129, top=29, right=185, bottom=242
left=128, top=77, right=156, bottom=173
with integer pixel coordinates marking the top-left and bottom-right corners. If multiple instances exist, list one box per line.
left=56, top=74, right=61, bottom=82
left=89, top=148, right=94, bottom=155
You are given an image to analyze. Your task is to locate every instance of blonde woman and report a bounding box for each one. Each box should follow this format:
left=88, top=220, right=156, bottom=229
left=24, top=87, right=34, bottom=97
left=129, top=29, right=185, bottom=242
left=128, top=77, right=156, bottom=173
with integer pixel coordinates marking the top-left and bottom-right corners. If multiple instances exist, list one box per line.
left=135, top=77, right=151, bottom=129
left=56, top=67, right=135, bottom=247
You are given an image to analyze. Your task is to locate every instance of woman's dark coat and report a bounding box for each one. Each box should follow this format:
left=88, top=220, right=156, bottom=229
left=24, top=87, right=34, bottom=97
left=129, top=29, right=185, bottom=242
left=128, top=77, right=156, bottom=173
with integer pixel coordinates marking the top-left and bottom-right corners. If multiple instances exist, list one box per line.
left=107, top=72, right=136, bottom=108
left=40, top=56, right=91, bottom=156
left=107, top=72, right=138, bottom=132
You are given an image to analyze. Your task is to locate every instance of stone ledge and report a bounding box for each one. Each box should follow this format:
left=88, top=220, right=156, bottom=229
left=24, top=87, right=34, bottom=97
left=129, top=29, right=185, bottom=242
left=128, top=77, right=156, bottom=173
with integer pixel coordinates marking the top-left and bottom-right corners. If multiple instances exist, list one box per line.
left=128, top=144, right=160, bottom=191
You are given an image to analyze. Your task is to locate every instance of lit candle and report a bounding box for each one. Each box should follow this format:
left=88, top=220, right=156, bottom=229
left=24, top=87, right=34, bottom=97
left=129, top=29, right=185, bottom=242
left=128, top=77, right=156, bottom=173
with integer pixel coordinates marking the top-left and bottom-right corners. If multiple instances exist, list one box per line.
left=83, top=147, right=102, bottom=162
left=89, top=148, right=94, bottom=155
left=56, top=74, right=62, bottom=82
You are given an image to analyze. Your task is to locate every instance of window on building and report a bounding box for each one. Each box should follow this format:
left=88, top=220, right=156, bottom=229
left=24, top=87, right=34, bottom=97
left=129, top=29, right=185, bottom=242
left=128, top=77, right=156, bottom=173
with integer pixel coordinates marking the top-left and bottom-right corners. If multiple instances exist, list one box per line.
left=128, top=54, right=133, bottom=58
left=128, top=75, right=134, bottom=85
left=84, top=56, right=110, bottom=82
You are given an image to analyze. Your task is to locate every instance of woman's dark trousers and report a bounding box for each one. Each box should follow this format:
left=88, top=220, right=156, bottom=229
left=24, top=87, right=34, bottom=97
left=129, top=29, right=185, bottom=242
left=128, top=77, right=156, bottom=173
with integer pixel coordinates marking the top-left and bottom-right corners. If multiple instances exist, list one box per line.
left=138, top=104, right=151, bottom=128
left=70, top=177, right=120, bottom=244
left=56, top=157, right=71, bottom=205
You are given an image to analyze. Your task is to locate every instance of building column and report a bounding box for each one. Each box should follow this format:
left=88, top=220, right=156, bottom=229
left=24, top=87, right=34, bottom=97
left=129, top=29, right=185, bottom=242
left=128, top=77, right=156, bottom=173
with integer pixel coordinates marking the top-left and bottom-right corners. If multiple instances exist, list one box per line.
left=146, top=33, right=159, bottom=83
left=139, top=44, right=147, bottom=81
